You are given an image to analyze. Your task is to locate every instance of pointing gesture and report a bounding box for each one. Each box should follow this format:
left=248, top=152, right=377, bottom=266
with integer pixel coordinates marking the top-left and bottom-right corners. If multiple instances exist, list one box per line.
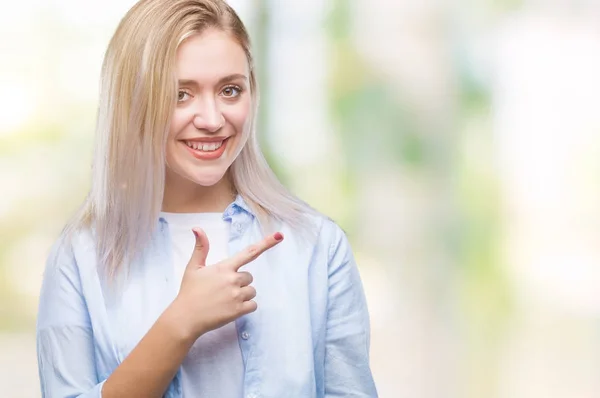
left=173, top=228, right=284, bottom=340
left=217, top=231, right=283, bottom=271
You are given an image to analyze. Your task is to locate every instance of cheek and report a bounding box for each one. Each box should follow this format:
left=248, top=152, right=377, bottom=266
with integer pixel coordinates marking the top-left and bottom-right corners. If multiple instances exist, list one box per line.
left=225, top=99, right=251, bottom=130
left=169, top=109, right=189, bottom=139
left=166, top=111, right=187, bottom=166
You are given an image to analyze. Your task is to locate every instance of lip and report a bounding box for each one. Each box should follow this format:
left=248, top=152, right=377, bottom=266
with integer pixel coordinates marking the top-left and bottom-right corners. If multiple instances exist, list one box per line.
left=182, top=136, right=230, bottom=161
left=181, top=136, right=230, bottom=143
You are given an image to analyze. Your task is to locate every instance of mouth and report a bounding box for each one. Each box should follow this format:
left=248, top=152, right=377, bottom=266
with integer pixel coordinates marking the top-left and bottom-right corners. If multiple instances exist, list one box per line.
left=180, top=137, right=231, bottom=160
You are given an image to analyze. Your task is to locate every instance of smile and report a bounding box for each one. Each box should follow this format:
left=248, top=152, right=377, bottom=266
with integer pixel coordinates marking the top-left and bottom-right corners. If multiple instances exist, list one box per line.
left=183, top=139, right=225, bottom=152
left=180, top=137, right=231, bottom=160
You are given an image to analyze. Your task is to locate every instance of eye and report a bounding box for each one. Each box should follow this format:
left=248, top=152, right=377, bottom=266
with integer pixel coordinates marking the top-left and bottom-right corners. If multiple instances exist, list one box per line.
left=177, top=90, right=191, bottom=103
left=221, top=85, right=243, bottom=98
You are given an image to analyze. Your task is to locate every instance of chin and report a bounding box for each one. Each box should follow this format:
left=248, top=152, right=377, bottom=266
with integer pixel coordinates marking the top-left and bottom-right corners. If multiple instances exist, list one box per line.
left=187, top=169, right=229, bottom=187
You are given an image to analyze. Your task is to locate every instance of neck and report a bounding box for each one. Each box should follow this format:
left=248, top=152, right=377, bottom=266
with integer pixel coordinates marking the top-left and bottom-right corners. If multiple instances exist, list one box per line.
left=162, top=169, right=236, bottom=213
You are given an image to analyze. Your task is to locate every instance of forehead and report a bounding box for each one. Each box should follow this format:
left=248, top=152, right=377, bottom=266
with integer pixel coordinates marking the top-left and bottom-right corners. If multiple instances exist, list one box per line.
left=176, top=29, right=249, bottom=81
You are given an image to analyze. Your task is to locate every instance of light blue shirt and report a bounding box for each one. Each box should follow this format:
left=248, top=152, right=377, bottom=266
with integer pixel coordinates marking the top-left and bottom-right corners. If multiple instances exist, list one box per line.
left=36, top=196, right=378, bottom=398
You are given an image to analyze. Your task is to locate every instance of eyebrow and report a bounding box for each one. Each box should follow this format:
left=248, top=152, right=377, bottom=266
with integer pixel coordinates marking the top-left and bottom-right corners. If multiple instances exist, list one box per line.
left=178, top=73, right=248, bottom=87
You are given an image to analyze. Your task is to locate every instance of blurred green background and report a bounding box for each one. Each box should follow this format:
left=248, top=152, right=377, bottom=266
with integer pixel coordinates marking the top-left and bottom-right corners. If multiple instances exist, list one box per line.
left=2, top=0, right=600, bottom=397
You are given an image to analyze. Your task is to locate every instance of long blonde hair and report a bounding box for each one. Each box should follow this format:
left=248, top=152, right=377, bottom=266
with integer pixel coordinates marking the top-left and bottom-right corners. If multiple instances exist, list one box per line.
left=64, top=0, right=319, bottom=279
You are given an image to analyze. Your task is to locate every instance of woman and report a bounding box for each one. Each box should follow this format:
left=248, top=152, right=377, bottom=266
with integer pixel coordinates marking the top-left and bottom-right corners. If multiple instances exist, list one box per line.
left=36, top=0, right=377, bottom=397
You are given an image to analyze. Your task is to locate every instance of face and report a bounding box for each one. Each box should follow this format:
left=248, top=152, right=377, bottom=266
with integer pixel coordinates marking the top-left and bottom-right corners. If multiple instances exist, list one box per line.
left=166, top=29, right=251, bottom=187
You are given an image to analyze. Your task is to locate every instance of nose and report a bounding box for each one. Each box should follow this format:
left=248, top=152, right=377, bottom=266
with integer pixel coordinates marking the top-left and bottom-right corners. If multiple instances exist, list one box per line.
left=192, top=97, right=224, bottom=133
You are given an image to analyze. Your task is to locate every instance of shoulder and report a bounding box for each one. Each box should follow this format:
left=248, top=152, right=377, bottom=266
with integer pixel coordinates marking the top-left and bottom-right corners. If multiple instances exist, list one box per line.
left=292, top=213, right=352, bottom=263
left=43, top=227, right=96, bottom=280
left=38, top=227, right=97, bottom=329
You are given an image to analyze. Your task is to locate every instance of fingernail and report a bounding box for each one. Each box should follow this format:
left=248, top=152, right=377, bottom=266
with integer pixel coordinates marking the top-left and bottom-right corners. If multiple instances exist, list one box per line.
left=193, top=230, right=199, bottom=238
left=274, top=232, right=283, bottom=241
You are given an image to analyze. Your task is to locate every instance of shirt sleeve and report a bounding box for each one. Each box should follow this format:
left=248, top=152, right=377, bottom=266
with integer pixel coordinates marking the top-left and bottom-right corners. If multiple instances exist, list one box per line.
left=36, top=238, right=106, bottom=398
left=324, top=224, right=379, bottom=397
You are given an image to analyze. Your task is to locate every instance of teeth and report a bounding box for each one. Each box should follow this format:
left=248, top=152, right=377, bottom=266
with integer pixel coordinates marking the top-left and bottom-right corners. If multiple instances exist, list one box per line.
left=185, top=140, right=223, bottom=152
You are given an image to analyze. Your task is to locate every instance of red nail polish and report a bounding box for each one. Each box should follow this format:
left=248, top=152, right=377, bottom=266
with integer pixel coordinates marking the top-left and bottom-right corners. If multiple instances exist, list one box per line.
left=274, top=232, right=283, bottom=241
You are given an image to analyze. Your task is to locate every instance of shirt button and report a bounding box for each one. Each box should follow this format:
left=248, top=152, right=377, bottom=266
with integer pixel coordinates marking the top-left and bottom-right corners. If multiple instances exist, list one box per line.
left=234, top=222, right=243, bottom=232
left=241, top=331, right=250, bottom=340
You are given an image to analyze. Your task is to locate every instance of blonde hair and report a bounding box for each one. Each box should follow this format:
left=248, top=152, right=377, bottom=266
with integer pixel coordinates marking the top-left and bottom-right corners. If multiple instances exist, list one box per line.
left=64, top=0, right=319, bottom=279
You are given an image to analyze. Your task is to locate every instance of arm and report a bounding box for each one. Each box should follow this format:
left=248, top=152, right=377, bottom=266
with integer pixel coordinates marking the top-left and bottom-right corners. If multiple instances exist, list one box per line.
left=37, top=237, right=197, bottom=398
left=37, top=229, right=282, bottom=398
left=100, top=306, right=195, bottom=398
left=103, top=228, right=284, bottom=397
left=37, top=239, right=107, bottom=398
left=324, top=225, right=378, bottom=397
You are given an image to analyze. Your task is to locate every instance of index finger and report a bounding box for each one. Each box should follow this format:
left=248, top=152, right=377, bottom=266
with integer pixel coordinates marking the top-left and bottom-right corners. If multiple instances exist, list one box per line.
left=221, top=232, right=284, bottom=271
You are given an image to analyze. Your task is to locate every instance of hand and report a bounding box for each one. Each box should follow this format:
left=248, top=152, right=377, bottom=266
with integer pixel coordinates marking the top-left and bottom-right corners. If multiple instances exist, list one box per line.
left=170, top=228, right=284, bottom=340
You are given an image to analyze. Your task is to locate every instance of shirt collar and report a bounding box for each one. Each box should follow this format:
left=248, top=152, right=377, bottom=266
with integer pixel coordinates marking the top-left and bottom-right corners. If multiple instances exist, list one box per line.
left=159, top=194, right=255, bottom=224
left=227, top=194, right=254, bottom=218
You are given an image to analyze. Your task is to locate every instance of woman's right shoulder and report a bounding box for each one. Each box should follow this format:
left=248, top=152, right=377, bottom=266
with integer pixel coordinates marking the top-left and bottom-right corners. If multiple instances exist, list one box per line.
left=44, top=226, right=97, bottom=275
left=38, top=226, right=99, bottom=331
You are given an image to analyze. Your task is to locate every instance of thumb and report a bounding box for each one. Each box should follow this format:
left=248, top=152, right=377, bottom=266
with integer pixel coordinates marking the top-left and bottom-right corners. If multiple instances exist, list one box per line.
left=188, top=228, right=210, bottom=268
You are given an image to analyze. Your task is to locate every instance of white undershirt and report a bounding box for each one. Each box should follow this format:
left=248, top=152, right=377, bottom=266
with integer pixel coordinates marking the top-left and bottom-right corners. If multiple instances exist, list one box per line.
left=160, top=212, right=244, bottom=398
